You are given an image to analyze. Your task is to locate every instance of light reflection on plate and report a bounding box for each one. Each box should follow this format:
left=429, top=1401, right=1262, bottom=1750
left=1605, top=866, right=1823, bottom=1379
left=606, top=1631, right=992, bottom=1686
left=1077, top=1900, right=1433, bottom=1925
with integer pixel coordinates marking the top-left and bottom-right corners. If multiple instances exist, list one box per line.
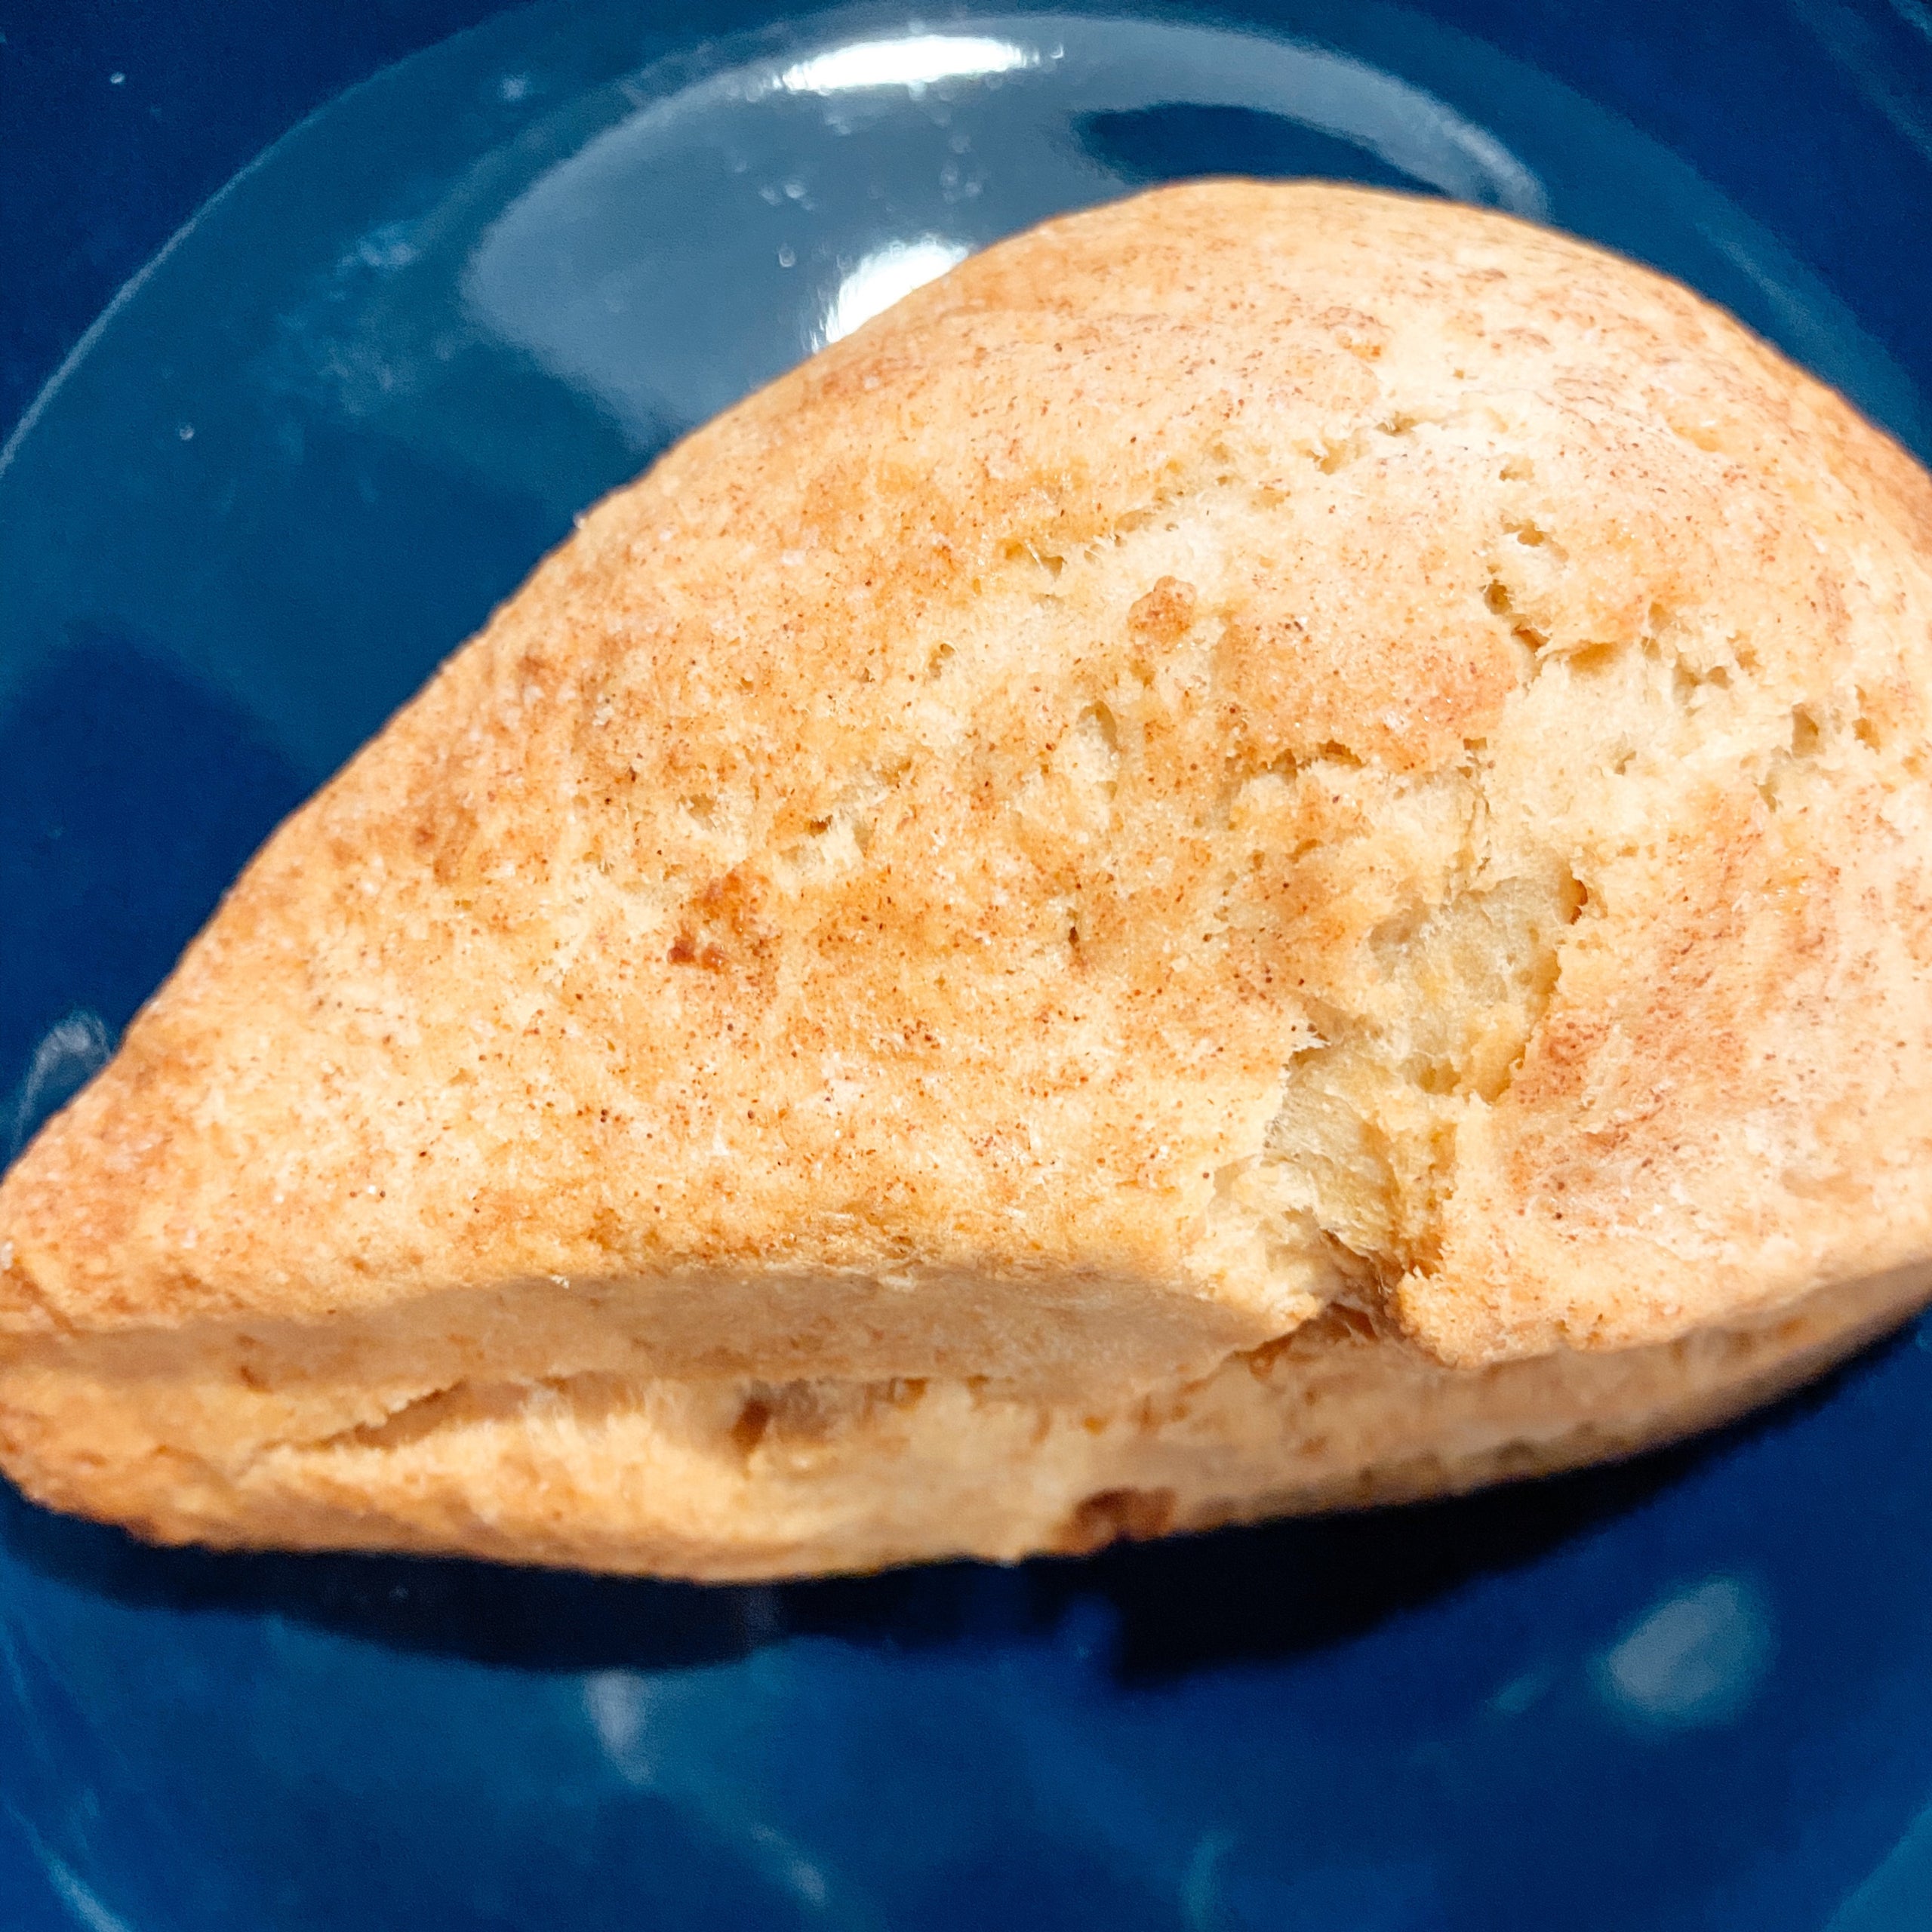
left=461, top=13, right=1546, bottom=441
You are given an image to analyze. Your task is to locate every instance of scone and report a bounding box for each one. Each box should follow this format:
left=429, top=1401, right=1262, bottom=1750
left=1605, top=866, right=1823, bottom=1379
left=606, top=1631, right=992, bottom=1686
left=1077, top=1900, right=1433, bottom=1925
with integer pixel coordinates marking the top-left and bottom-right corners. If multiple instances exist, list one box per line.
left=3, top=180, right=1930, bottom=1578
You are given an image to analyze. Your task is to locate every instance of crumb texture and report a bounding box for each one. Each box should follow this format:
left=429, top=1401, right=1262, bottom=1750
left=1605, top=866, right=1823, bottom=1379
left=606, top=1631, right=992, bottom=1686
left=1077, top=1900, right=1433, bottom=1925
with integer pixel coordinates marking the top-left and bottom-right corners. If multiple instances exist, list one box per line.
left=3, top=181, right=1932, bottom=1573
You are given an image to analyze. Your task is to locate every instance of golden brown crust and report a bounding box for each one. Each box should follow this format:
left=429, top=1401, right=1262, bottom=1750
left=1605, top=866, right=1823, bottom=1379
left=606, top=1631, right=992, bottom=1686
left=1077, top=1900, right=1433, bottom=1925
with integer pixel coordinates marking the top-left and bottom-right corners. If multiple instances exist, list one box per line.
left=4, top=180, right=1932, bottom=1574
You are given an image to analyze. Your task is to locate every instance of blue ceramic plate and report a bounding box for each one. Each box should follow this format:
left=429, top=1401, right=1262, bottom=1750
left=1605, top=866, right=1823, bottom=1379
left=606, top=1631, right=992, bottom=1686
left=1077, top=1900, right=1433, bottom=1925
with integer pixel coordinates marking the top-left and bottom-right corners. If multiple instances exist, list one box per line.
left=5, top=4, right=1932, bottom=1926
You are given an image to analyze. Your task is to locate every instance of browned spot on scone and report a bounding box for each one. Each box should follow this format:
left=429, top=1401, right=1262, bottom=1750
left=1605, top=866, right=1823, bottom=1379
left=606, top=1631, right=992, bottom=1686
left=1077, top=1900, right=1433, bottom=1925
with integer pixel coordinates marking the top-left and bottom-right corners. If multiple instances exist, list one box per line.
left=1056, top=1485, right=1179, bottom=1554
left=1128, top=574, right=1198, bottom=644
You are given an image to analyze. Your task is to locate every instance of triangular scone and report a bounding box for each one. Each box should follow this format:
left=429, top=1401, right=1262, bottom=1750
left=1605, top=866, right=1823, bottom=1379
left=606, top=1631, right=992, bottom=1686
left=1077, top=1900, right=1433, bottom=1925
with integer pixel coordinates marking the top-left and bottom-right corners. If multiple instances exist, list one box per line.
left=5, top=180, right=1932, bottom=1575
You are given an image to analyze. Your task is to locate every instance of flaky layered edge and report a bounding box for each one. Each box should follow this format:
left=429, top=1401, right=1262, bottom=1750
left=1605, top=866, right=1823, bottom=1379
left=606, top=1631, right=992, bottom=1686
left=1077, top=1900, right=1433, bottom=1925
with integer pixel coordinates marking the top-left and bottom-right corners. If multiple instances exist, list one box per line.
left=2, top=1255, right=1924, bottom=1579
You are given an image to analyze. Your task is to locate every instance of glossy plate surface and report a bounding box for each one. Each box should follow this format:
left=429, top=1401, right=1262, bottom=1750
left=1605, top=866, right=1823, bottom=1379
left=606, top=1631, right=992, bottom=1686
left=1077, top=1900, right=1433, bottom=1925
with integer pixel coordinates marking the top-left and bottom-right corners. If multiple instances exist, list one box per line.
left=4, top=3, right=1932, bottom=1926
